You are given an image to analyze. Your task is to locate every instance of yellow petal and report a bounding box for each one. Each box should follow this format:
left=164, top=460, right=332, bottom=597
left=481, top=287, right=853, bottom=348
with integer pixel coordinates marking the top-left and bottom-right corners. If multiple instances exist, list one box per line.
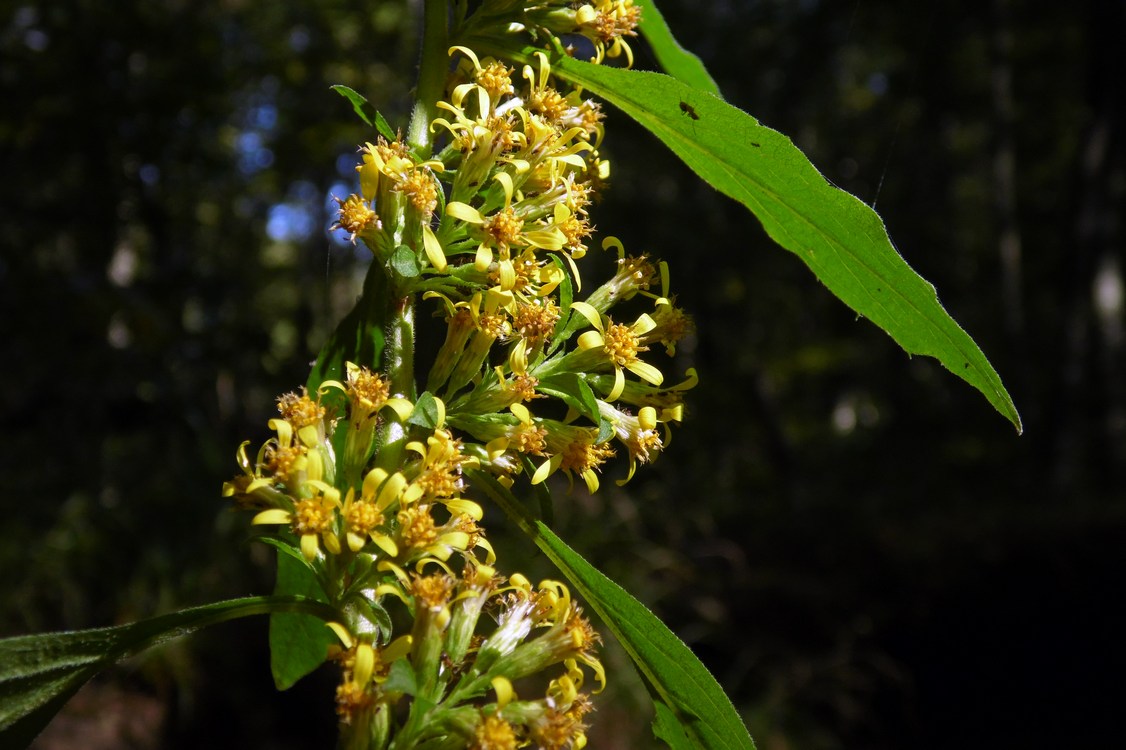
left=492, top=676, right=515, bottom=709
left=499, top=258, right=516, bottom=290
left=445, top=498, right=484, bottom=521
left=639, top=406, right=658, bottom=430
left=493, top=171, right=514, bottom=206
left=607, top=367, right=626, bottom=402
left=327, top=621, right=354, bottom=649
left=422, top=224, right=447, bottom=272
left=300, top=533, right=320, bottom=561
left=532, top=454, right=563, bottom=485
left=372, top=533, right=399, bottom=558
left=631, top=313, right=657, bottom=336
left=626, top=360, right=664, bottom=387
left=359, top=161, right=380, bottom=200
left=252, top=509, right=291, bottom=526
left=577, top=330, right=604, bottom=351
left=446, top=201, right=484, bottom=224
left=474, top=242, right=493, bottom=272
left=385, top=397, right=415, bottom=421
left=569, top=301, right=602, bottom=330
left=354, top=643, right=375, bottom=686
left=509, top=402, right=531, bottom=423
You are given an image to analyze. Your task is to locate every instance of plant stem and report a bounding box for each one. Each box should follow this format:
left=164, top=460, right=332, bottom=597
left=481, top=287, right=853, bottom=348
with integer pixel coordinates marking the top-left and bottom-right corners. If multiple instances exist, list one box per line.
left=407, top=0, right=450, bottom=153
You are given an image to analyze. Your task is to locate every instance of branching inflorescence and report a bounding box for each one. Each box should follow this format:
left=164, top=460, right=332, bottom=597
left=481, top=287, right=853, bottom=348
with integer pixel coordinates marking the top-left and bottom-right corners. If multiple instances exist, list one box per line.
left=224, top=2, right=694, bottom=747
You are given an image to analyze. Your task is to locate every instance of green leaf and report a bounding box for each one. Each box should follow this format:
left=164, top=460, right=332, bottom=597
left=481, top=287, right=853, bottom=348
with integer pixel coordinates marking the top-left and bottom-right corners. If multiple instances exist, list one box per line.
left=407, top=391, right=443, bottom=430
left=383, top=658, right=418, bottom=696
left=331, top=84, right=376, bottom=126
left=390, top=245, right=422, bottom=280
left=467, top=470, right=755, bottom=750
left=374, top=110, right=396, bottom=142
left=634, top=0, right=721, bottom=97
left=653, top=699, right=699, bottom=750
left=306, top=258, right=388, bottom=397
left=0, top=596, right=336, bottom=745
left=535, top=373, right=600, bottom=425
left=544, top=56, right=1021, bottom=433
left=269, top=552, right=335, bottom=691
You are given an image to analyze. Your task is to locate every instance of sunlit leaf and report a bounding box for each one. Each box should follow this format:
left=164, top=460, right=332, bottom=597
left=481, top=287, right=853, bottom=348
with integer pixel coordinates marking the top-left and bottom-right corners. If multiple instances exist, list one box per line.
left=536, top=54, right=1021, bottom=432
left=330, top=84, right=376, bottom=126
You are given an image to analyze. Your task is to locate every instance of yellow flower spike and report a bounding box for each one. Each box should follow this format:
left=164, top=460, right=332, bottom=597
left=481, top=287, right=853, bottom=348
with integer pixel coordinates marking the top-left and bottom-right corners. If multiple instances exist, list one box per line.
left=422, top=224, right=447, bottom=272
left=252, top=508, right=291, bottom=526
left=492, top=676, right=515, bottom=709
left=354, top=642, right=376, bottom=687
left=327, top=622, right=354, bottom=649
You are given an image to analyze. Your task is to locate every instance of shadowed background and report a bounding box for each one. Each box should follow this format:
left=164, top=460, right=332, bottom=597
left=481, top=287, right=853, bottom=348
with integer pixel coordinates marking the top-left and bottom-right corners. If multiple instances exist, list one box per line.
left=2, top=0, right=1123, bottom=747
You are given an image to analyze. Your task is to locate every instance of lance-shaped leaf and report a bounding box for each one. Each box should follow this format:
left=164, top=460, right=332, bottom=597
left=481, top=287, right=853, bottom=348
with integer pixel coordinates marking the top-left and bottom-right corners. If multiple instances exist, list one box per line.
left=541, top=55, right=1021, bottom=433
left=0, top=596, right=337, bottom=746
left=468, top=469, right=755, bottom=750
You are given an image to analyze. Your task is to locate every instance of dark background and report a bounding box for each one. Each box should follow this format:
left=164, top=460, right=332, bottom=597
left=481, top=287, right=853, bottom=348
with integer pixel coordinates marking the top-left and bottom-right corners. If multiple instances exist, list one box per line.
left=3, top=0, right=1124, bottom=748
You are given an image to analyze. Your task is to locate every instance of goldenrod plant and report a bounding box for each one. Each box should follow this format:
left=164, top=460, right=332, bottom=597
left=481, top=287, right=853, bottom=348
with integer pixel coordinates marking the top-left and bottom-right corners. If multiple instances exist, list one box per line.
left=0, top=2, right=1019, bottom=748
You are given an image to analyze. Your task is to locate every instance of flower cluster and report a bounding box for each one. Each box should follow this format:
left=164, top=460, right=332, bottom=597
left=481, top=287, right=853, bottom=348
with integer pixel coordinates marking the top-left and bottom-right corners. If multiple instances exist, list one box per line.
left=226, top=4, right=694, bottom=746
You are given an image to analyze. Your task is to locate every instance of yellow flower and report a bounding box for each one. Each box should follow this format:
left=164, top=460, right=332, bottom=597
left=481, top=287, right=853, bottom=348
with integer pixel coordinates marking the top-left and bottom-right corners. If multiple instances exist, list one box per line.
left=252, top=479, right=342, bottom=560
left=570, top=300, right=664, bottom=400
left=446, top=172, right=566, bottom=291
left=597, top=402, right=664, bottom=484
left=330, top=193, right=380, bottom=243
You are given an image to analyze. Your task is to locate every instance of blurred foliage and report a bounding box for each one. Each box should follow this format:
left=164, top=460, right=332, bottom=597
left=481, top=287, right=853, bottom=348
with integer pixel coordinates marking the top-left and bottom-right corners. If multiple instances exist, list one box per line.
left=2, top=1, right=1124, bottom=748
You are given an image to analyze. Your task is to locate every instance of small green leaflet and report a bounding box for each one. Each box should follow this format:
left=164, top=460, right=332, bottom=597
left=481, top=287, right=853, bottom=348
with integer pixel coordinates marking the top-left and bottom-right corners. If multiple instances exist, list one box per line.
left=330, top=84, right=396, bottom=140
